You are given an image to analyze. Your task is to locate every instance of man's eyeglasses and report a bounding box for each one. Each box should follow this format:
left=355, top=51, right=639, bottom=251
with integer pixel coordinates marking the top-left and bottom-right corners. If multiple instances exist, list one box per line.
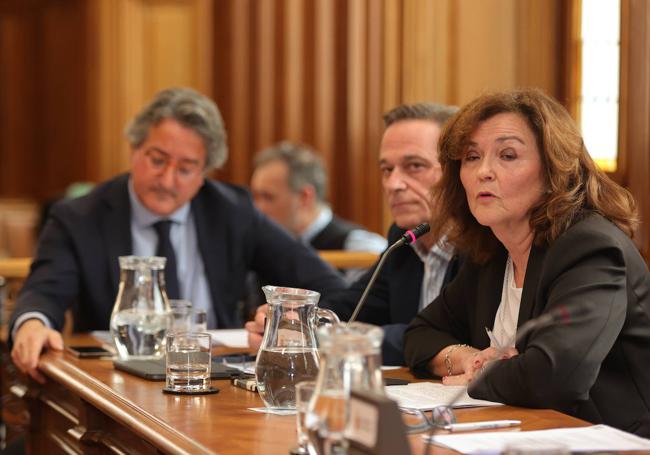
left=144, top=149, right=203, bottom=179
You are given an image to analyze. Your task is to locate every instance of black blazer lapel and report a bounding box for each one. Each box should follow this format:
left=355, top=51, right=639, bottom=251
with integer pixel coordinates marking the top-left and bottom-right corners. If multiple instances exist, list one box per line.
left=99, top=175, right=133, bottom=296
left=192, top=183, right=228, bottom=326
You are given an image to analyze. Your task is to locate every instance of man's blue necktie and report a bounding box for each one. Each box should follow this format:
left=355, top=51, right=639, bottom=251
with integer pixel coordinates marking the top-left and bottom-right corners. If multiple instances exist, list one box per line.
left=153, top=220, right=180, bottom=299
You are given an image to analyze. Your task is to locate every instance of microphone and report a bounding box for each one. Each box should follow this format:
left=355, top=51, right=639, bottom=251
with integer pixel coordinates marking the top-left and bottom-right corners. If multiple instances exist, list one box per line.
left=422, top=301, right=589, bottom=454
left=348, top=223, right=430, bottom=323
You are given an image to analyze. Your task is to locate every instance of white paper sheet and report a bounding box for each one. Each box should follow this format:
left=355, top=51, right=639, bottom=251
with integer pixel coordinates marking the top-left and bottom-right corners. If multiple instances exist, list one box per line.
left=207, top=329, right=250, bottom=348
left=426, top=424, right=650, bottom=453
left=385, top=382, right=502, bottom=410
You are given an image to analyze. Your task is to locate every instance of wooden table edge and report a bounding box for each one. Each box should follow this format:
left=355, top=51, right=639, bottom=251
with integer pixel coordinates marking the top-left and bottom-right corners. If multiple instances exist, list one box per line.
left=38, top=352, right=215, bottom=455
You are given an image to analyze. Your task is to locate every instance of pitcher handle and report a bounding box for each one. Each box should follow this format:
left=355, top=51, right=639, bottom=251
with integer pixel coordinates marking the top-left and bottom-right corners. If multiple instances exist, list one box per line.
left=314, top=307, right=340, bottom=326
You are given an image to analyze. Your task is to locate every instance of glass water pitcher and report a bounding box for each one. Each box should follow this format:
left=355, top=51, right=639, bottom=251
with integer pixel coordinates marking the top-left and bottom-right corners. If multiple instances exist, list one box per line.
left=110, top=256, right=171, bottom=359
left=255, top=285, right=339, bottom=409
left=306, top=322, right=385, bottom=455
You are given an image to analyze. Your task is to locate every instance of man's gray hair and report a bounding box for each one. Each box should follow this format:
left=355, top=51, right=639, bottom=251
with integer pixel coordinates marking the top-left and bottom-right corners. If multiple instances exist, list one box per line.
left=125, top=87, right=228, bottom=170
left=254, top=142, right=327, bottom=202
left=383, top=102, right=459, bottom=128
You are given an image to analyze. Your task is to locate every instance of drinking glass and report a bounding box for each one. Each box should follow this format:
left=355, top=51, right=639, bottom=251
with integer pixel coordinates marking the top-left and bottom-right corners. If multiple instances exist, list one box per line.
left=165, top=332, right=212, bottom=392
left=169, top=300, right=207, bottom=333
left=292, top=381, right=316, bottom=454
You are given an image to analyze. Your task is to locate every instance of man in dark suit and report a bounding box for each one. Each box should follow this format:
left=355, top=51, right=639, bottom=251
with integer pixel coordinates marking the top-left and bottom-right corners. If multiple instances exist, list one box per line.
left=10, top=87, right=345, bottom=383
left=247, top=102, right=459, bottom=365
left=250, top=142, right=386, bottom=285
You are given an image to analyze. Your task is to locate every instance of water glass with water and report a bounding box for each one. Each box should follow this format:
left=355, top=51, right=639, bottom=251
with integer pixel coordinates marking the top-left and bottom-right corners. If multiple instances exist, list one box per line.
left=165, top=332, right=212, bottom=392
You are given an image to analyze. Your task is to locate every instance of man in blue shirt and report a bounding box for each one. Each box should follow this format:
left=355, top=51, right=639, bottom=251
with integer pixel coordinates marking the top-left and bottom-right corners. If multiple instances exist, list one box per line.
left=10, top=87, right=345, bottom=383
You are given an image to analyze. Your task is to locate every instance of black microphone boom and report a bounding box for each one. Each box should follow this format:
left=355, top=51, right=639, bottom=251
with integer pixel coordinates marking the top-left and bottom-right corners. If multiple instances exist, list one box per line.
left=348, top=223, right=430, bottom=323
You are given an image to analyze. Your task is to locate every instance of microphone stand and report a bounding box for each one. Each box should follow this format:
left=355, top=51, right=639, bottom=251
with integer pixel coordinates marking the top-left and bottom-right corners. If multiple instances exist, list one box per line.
left=348, top=223, right=430, bottom=324
left=348, top=240, right=403, bottom=323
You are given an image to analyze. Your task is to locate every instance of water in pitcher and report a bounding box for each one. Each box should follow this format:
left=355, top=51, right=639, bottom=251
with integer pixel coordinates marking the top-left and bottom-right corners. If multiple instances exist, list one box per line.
left=255, top=346, right=319, bottom=409
left=111, top=309, right=168, bottom=359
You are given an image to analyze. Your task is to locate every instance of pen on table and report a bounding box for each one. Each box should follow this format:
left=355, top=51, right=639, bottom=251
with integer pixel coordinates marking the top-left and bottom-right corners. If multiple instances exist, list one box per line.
left=443, top=419, right=521, bottom=432
left=485, top=327, right=505, bottom=351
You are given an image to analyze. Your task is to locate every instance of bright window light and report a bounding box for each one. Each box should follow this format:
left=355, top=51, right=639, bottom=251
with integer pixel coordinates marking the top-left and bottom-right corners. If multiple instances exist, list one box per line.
left=580, top=0, right=621, bottom=173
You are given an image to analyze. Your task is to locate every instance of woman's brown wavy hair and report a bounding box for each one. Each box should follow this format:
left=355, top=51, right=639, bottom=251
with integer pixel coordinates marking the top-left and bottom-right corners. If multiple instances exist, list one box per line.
left=431, top=88, right=638, bottom=263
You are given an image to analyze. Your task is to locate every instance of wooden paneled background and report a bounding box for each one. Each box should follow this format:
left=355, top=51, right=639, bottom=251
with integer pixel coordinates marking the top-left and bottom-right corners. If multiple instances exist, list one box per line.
left=1, top=0, right=649, bottom=260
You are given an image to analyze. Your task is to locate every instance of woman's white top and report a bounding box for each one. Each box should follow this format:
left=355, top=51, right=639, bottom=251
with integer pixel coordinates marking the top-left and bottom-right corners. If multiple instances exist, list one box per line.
left=491, top=256, right=522, bottom=348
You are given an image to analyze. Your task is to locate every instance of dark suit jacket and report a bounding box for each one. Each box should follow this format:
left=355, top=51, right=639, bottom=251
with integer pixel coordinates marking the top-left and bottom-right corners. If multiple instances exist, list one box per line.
left=321, top=224, right=459, bottom=366
left=405, top=213, right=650, bottom=437
left=10, top=174, right=346, bottom=334
left=310, top=215, right=362, bottom=250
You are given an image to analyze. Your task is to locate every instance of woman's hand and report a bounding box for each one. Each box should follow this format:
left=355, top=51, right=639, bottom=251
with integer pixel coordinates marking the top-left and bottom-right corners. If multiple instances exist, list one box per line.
left=442, top=346, right=518, bottom=386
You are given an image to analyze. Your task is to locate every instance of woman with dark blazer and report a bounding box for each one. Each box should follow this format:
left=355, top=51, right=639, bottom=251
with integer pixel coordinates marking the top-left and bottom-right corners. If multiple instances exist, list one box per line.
left=404, top=88, right=650, bottom=437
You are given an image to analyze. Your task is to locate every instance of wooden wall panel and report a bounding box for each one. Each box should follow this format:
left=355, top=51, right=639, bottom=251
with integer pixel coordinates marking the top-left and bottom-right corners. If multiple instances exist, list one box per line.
left=401, top=0, right=451, bottom=104
left=454, top=0, right=518, bottom=103
left=0, top=8, right=39, bottom=197
left=213, top=0, right=385, bottom=233
left=86, top=0, right=214, bottom=181
left=514, top=1, right=564, bottom=99
left=623, top=0, right=650, bottom=259
left=6, top=0, right=644, bottom=246
left=0, top=0, right=89, bottom=201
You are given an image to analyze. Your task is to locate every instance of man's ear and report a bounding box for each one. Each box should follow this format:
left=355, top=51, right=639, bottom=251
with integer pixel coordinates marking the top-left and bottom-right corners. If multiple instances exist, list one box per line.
left=297, top=184, right=317, bottom=208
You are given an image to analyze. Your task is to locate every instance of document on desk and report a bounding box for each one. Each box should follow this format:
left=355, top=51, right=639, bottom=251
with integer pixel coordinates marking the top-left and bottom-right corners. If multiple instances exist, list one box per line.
left=207, top=329, right=249, bottom=348
left=385, top=382, right=502, bottom=410
left=427, top=424, right=650, bottom=453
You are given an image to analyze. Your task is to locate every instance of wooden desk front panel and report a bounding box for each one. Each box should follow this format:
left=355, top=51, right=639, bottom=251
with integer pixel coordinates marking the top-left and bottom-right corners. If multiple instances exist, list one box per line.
left=21, top=336, right=594, bottom=455
left=27, top=379, right=160, bottom=454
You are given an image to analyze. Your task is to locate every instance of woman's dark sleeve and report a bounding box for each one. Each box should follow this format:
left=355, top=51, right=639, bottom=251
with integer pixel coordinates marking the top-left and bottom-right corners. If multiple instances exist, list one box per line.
left=469, top=226, right=628, bottom=414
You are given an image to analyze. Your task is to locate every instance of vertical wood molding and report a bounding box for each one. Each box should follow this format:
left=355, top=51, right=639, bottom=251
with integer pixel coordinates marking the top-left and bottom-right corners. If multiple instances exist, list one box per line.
left=514, top=0, right=563, bottom=97
left=401, top=0, right=444, bottom=103
left=313, top=0, right=335, bottom=167
left=346, top=0, right=369, bottom=223
left=624, top=0, right=650, bottom=259
left=382, top=0, right=402, bottom=113
left=283, top=0, right=304, bottom=140
left=255, top=0, right=277, bottom=154
left=228, top=0, right=252, bottom=183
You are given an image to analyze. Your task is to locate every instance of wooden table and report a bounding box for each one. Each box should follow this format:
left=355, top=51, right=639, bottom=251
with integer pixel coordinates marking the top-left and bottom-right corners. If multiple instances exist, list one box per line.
left=15, top=334, right=593, bottom=454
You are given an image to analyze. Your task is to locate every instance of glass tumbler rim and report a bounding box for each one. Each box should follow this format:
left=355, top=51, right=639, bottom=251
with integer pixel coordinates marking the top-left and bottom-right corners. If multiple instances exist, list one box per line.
left=316, top=322, right=384, bottom=350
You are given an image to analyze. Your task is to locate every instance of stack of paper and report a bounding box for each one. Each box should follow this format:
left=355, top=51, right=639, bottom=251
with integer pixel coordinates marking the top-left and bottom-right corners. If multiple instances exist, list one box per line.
left=386, top=382, right=502, bottom=410
left=207, top=329, right=249, bottom=348
left=427, top=424, right=650, bottom=453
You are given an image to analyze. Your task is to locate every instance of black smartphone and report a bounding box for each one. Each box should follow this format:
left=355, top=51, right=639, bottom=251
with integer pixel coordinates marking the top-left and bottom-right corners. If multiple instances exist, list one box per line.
left=66, top=346, right=113, bottom=358
left=384, top=377, right=410, bottom=386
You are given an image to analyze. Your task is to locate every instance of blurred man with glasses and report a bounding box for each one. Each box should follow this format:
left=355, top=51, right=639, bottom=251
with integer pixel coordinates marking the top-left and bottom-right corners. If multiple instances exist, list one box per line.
left=10, top=88, right=345, bottom=383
